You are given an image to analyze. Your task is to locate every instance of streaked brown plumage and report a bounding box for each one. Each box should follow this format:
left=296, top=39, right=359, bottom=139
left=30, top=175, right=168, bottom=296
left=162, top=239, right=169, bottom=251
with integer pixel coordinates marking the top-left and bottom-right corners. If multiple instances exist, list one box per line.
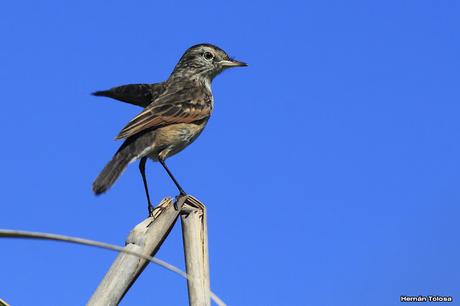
left=92, top=43, right=246, bottom=215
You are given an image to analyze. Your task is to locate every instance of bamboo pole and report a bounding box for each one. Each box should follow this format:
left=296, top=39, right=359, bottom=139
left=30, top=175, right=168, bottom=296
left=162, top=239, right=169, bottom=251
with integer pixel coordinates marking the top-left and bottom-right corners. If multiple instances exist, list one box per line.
left=0, top=228, right=226, bottom=306
left=181, top=196, right=210, bottom=306
left=87, top=196, right=186, bottom=306
left=0, top=195, right=218, bottom=306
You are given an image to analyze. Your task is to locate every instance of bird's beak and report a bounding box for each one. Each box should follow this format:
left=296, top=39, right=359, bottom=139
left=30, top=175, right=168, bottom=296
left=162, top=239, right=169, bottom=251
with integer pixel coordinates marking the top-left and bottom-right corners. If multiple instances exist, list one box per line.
left=220, top=59, right=248, bottom=67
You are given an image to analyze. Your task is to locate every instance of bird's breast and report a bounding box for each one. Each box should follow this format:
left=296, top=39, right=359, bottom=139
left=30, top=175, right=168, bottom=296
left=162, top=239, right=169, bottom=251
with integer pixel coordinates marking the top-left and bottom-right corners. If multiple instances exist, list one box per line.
left=150, top=120, right=209, bottom=160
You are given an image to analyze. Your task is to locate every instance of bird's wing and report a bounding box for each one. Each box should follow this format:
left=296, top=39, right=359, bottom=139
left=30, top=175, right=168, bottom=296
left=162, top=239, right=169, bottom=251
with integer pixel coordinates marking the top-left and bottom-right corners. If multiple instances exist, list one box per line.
left=92, top=83, right=165, bottom=108
left=115, top=87, right=212, bottom=140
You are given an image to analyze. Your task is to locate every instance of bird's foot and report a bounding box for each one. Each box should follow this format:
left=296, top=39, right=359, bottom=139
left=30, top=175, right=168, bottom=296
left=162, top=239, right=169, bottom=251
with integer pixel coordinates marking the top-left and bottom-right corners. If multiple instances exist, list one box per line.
left=147, top=203, right=155, bottom=217
left=174, top=191, right=188, bottom=211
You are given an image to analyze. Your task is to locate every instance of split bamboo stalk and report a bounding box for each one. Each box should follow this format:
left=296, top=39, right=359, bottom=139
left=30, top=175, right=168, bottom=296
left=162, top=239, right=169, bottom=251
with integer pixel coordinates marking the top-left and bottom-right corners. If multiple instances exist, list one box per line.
left=0, top=228, right=226, bottom=306
left=87, top=196, right=186, bottom=306
left=181, top=196, right=210, bottom=306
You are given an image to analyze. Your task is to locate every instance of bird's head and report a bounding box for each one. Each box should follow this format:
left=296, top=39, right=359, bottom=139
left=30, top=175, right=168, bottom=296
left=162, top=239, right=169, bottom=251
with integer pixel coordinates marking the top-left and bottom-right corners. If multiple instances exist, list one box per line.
left=171, top=43, right=247, bottom=80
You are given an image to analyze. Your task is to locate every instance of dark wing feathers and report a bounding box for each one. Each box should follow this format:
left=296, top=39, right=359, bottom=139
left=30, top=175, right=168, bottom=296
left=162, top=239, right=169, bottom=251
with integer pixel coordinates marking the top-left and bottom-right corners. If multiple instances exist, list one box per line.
left=92, top=83, right=165, bottom=108
left=94, top=81, right=212, bottom=140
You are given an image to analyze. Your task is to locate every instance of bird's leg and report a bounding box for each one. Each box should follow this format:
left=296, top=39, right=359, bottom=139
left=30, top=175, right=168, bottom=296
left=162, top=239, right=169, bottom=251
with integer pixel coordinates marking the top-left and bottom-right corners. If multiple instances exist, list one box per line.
left=139, top=157, right=154, bottom=216
left=158, top=157, right=186, bottom=196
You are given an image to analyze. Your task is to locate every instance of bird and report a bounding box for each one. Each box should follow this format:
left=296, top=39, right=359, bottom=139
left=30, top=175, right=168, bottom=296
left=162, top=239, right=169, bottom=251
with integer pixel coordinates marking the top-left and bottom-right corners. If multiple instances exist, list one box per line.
left=92, top=43, right=247, bottom=215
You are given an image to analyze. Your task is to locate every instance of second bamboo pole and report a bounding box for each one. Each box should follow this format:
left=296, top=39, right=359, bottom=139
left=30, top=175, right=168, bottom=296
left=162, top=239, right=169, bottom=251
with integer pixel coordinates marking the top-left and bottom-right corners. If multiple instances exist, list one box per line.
left=181, top=196, right=210, bottom=306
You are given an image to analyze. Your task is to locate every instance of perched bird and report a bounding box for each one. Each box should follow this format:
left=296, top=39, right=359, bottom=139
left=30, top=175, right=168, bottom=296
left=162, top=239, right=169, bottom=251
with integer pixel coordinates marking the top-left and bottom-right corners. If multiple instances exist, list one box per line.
left=92, top=44, right=247, bottom=215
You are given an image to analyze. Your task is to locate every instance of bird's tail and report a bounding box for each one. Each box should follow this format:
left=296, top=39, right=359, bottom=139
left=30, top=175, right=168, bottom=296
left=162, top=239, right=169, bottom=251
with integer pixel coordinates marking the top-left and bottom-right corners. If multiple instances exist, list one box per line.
left=92, top=145, right=134, bottom=195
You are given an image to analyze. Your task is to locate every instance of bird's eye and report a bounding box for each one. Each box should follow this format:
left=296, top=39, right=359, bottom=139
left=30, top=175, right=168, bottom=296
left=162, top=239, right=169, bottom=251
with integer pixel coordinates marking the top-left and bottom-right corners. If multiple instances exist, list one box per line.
left=203, top=52, right=214, bottom=61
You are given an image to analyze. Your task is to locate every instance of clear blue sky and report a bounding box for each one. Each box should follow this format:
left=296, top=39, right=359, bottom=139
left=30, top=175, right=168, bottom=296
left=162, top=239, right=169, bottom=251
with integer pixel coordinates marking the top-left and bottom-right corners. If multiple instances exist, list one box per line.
left=1, top=1, right=459, bottom=305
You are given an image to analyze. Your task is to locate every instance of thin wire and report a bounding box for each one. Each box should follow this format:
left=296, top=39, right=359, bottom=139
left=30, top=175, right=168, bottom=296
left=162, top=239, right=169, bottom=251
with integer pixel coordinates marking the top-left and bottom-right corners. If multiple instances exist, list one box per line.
left=0, top=229, right=225, bottom=306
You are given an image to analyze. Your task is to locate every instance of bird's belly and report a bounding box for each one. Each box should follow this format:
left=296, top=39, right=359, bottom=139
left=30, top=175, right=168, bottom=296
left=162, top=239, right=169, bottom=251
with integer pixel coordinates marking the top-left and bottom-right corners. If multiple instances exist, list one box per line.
left=149, top=121, right=207, bottom=161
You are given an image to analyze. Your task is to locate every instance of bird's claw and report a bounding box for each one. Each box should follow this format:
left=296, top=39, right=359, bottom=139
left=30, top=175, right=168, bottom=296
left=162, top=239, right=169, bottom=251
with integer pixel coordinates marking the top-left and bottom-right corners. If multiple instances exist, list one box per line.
left=148, top=203, right=155, bottom=217
left=174, top=192, right=187, bottom=210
